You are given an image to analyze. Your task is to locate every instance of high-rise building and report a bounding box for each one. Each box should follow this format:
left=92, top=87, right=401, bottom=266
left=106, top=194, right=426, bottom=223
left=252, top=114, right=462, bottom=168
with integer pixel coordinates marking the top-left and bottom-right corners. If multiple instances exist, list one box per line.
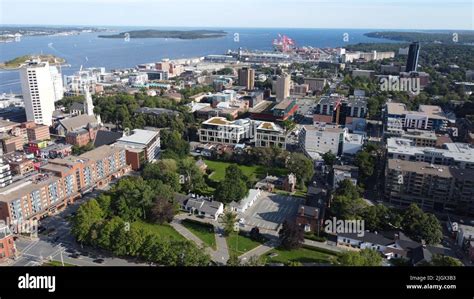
left=49, top=65, right=64, bottom=101
left=406, top=42, right=420, bottom=72
left=238, top=67, right=255, bottom=90
left=276, top=74, right=291, bottom=101
left=20, top=60, right=57, bottom=126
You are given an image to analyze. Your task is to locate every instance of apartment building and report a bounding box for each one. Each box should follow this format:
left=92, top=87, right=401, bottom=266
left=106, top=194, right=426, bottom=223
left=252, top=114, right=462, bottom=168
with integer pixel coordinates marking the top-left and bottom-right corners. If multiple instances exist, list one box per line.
left=199, top=117, right=252, bottom=145
left=384, top=103, right=448, bottom=132
left=0, top=145, right=130, bottom=222
left=385, top=159, right=474, bottom=215
left=387, top=138, right=474, bottom=169
left=255, top=121, right=287, bottom=149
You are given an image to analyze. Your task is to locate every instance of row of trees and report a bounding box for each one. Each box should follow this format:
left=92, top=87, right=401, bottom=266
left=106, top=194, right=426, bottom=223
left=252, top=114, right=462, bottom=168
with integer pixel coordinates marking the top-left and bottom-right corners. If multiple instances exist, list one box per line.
left=71, top=179, right=210, bottom=266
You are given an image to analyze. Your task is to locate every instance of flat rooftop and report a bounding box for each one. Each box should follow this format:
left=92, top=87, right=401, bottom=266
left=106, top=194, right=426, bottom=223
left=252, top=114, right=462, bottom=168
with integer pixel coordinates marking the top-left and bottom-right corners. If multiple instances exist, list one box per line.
left=0, top=173, right=58, bottom=203
left=117, top=129, right=159, bottom=146
left=388, top=159, right=474, bottom=181
left=80, top=145, right=122, bottom=161
left=387, top=138, right=474, bottom=163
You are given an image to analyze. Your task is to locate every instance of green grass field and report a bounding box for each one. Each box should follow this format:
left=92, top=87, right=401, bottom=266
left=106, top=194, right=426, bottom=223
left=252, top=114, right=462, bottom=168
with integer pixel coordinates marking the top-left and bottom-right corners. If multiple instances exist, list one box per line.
left=226, top=233, right=263, bottom=258
left=181, top=219, right=216, bottom=250
left=204, top=159, right=288, bottom=182
left=43, top=260, right=75, bottom=267
left=132, top=220, right=186, bottom=241
left=266, top=246, right=338, bottom=265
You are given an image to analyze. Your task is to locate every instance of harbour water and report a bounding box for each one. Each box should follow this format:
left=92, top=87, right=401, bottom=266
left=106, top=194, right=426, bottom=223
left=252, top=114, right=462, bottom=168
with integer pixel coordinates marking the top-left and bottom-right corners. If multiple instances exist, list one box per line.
left=0, top=26, right=397, bottom=93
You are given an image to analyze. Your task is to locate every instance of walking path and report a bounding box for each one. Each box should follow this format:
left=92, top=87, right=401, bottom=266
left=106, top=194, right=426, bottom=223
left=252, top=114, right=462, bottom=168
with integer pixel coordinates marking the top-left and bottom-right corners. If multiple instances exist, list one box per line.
left=238, top=237, right=280, bottom=261
left=171, top=215, right=230, bottom=265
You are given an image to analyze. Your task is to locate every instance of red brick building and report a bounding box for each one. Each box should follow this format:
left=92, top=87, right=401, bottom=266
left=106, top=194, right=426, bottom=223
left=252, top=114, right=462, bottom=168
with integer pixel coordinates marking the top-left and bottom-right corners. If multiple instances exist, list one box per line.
left=66, top=127, right=98, bottom=147
left=0, top=224, right=16, bottom=262
left=295, top=205, right=321, bottom=233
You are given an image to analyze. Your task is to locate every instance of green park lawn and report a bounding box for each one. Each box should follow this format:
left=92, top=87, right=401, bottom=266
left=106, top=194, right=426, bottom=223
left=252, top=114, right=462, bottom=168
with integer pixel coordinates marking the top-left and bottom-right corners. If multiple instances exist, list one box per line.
left=132, top=220, right=186, bottom=241
left=204, top=159, right=288, bottom=183
left=226, top=233, right=264, bottom=258
left=181, top=219, right=217, bottom=250
left=266, top=246, right=339, bottom=265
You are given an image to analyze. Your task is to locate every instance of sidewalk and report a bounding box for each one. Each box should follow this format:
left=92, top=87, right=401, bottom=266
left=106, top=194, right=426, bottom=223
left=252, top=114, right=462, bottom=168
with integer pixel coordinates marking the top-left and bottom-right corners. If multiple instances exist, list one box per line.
left=170, top=216, right=230, bottom=265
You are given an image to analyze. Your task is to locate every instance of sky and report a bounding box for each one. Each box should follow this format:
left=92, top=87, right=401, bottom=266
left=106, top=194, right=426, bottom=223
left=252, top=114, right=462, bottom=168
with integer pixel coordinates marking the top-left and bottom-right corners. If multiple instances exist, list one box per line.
left=0, top=0, right=472, bottom=30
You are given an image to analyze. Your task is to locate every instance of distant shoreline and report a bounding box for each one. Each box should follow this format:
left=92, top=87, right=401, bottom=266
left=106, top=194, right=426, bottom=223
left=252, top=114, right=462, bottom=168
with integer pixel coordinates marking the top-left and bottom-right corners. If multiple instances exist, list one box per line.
left=0, top=55, right=66, bottom=70
left=98, top=29, right=227, bottom=40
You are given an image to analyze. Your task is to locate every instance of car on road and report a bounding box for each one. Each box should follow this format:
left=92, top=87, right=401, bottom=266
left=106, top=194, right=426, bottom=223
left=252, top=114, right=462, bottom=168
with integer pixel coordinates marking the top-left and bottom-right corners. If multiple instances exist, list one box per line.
left=239, top=218, right=245, bottom=224
left=93, top=258, right=105, bottom=264
left=69, top=253, right=81, bottom=259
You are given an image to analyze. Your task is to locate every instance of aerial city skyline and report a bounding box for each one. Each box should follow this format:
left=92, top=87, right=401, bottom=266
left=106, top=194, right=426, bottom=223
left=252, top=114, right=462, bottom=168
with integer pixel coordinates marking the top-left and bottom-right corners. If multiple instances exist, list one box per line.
left=0, top=0, right=472, bottom=297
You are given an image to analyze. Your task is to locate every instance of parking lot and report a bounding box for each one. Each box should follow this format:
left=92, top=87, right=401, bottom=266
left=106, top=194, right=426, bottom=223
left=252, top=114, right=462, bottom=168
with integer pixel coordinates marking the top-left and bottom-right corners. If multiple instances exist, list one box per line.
left=240, top=191, right=304, bottom=232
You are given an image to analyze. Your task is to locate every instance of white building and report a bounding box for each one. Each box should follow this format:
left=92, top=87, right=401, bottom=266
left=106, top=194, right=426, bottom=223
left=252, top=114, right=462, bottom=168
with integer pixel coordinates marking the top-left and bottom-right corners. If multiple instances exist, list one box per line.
left=0, top=159, right=13, bottom=188
left=229, top=189, right=261, bottom=213
left=199, top=117, right=252, bottom=145
left=299, top=122, right=363, bottom=159
left=49, top=65, right=64, bottom=101
left=128, top=72, right=148, bottom=85
left=20, top=60, right=57, bottom=126
left=387, top=138, right=474, bottom=169
left=64, top=67, right=105, bottom=95
left=255, top=121, right=287, bottom=149
left=115, top=129, right=161, bottom=162
left=299, top=123, right=345, bottom=158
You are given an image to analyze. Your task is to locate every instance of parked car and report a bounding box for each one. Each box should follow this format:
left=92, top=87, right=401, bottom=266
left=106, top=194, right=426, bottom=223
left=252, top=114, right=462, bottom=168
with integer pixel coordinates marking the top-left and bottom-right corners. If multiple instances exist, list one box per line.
left=93, top=258, right=105, bottom=264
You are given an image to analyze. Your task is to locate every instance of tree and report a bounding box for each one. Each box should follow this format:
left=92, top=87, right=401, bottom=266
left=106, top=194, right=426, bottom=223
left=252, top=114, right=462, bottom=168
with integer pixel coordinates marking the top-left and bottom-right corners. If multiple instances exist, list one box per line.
left=339, top=249, right=382, bottom=266
left=214, top=165, right=249, bottom=203
left=354, top=151, right=375, bottom=181
left=322, top=151, right=337, bottom=167
left=179, top=158, right=206, bottom=193
left=71, top=199, right=104, bottom=243
left=287, top=153, right=314, bottom=187
left=96, top=216, right=124, bottom=249
left=150, top=196, right=177, bottom=224
left=222, top=211, right=237, bottom=236
left=278, top=220, right=304, bottom=250
left=360, top=204, right=390, bottom=231
left=335, top=179, right=361, bottom=200
left=330, top=195, right=368, bottom=220
left=110, top=177, right=154, bottom=222
left=402, top=204, right=442, bottom=245
left=161, top=130, right=190, bottom=158
left=428, top=255, right=463, bottom=267
left=143, top=160, right=180, bottom=191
